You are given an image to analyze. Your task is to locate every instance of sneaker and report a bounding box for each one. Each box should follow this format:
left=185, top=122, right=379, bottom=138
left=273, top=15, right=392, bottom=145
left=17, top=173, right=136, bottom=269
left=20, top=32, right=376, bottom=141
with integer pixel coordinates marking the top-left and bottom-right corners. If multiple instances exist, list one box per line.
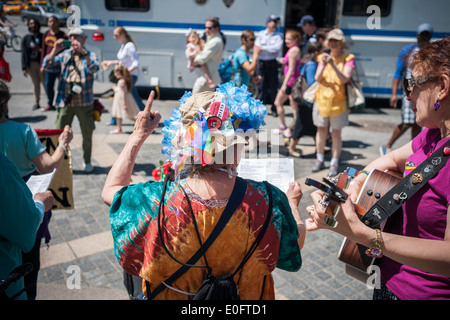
left=32, top=104, right=40, bottom=110
left=273, top=124, right=287, bottom=135
left=43, top=105, right=56, bottom=111
left=328, top=164, right=339, bottom=177
left=379, top=145, right=391, bottom=156
left=110, top=128, right=123, bottom=134
left=84, top=163, right=94, bottom=174
left=311, top=160, right=325, bottom=172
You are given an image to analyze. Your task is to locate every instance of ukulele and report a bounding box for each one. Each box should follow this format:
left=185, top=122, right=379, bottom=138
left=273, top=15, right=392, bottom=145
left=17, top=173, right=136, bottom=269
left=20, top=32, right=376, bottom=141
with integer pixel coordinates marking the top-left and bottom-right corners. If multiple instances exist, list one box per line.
left=306, top=168, right=401, bottom=281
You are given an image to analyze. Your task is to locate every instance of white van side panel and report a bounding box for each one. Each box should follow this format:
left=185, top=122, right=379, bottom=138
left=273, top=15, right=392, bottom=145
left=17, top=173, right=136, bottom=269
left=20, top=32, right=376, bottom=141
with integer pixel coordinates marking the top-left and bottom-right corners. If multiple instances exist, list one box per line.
left=339, top=0, right=450, bottom=98
left=73, top=0, right=286, bottom=90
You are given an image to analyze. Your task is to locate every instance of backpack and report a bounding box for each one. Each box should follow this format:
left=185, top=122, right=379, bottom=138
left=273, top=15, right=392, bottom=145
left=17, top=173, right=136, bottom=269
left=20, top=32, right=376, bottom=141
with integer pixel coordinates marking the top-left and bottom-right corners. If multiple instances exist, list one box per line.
left=217, top=53, right=234, bottom=84
left=147, top=175, right=273, bottom=300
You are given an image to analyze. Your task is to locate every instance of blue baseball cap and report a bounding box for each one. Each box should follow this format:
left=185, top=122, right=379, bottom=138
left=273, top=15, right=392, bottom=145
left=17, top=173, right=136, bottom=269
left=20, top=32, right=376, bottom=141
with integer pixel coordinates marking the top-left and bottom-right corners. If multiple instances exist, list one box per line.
left=297, top=15, right=315, bottom=27
left=266, top=15, right=280, bottom=24
left=416, top=23, right=433, bottom=35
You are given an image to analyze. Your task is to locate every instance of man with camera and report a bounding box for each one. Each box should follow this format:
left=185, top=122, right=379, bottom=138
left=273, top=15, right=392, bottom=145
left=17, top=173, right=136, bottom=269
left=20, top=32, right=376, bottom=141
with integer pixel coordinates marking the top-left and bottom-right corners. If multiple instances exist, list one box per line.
left=43, top=28, right=99, bottom=173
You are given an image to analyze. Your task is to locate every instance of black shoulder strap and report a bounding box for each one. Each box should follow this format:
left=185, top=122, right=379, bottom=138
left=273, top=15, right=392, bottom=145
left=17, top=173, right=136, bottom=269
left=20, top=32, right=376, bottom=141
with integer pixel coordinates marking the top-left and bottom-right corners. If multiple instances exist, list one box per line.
left=361, top=141, right=450, bottom=228
left=148, top=176, right=248, bottom=299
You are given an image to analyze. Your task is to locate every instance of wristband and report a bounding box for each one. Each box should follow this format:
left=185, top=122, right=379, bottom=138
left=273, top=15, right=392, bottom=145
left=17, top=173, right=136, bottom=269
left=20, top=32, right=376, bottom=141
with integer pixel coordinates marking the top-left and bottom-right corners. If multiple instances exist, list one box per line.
left=358, top=170, right=370, bottom=176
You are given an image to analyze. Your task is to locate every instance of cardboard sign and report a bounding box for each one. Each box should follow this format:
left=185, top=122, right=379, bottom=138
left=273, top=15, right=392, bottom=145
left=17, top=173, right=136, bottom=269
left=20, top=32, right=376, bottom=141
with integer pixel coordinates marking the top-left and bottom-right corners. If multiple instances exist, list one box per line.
left=36, top=129, right=74, bottom=210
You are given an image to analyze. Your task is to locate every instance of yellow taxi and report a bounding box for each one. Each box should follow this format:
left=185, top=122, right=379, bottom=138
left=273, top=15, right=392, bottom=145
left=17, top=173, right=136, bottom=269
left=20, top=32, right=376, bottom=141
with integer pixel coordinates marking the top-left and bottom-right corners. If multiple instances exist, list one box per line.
left=24, top=1, right=47, bottom=10
left=2, top=1, right=25, bottom=14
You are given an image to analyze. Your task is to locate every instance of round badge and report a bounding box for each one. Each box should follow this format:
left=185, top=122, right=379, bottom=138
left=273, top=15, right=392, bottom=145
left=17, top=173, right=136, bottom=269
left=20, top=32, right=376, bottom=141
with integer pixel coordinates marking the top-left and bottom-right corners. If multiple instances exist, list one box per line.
left=207, top=116, right=222, bottom=129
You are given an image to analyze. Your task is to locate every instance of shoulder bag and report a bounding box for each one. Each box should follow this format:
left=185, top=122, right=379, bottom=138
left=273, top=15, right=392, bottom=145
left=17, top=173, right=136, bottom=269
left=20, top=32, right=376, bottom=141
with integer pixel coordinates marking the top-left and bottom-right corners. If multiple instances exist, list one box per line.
left=346, top=61, right=366, bottom=110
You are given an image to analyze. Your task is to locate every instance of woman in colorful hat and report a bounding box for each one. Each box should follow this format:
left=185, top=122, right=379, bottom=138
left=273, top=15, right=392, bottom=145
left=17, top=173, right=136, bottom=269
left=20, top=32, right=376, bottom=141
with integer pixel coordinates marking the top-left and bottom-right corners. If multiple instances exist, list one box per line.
left=102, top=82, right=305, bottom=300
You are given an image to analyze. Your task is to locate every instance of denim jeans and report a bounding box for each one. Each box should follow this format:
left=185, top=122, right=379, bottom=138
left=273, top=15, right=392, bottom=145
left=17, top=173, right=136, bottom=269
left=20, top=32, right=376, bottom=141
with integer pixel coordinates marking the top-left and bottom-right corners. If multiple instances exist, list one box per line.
left=131, top=75, right=145, bottom=111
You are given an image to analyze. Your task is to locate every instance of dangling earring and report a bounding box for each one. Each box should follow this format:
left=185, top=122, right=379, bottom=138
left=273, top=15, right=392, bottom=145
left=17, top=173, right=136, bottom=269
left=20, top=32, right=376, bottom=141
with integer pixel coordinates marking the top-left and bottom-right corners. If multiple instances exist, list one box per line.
left=434, top=95, right=441, bottom=111
left=434, top=100, right=441, bottom=111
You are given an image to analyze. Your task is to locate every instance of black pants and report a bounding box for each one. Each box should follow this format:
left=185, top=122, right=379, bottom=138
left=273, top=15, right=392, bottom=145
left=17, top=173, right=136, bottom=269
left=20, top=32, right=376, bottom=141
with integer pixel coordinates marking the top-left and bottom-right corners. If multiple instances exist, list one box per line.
left=292, top=101, right=317, bottom=140
left=257, top=59, right=279, bottom=109
left=21, top=238, right=41, bottom=300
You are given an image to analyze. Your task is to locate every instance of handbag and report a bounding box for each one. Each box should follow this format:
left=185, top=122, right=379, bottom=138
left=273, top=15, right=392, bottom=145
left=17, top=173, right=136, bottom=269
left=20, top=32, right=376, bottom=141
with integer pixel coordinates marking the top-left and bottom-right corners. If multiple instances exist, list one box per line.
left=292, top=73, right=310, bottom=103
left=302, top=81, right=319, bottom=104
left=346, top=63, right=365, bottom=110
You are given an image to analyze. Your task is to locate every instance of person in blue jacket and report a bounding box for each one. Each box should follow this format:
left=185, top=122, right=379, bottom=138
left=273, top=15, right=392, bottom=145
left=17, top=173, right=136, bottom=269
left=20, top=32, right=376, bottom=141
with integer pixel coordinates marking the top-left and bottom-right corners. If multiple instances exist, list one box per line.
left=380, top=23, right=433, bottom=156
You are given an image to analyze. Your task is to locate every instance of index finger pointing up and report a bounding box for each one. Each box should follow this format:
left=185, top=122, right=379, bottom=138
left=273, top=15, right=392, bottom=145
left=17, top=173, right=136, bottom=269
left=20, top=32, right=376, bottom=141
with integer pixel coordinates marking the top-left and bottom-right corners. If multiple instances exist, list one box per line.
left=143, top=91, right=155, bottom=115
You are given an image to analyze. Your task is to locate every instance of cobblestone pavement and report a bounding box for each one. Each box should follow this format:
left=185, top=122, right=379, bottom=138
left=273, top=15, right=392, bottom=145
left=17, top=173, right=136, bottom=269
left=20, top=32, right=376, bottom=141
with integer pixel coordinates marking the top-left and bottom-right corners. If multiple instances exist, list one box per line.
left=4, top=16, right=411, bottom=299
left=22, top=93, right=407, bottom=301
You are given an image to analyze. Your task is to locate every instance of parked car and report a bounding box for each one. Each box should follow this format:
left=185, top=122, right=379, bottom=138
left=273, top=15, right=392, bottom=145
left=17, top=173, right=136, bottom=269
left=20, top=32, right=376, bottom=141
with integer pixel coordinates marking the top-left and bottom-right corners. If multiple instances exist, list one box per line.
left=3, top=1, right=25, bottom=14
left=21, top=5, right=70, bottom=26
left=24, top=1, right=47, bottom=10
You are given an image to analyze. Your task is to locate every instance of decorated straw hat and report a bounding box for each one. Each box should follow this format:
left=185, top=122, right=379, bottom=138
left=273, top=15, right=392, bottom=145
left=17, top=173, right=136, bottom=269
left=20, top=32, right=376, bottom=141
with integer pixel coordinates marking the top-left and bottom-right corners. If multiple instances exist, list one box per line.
left=161, top=82, right=267, bottom=179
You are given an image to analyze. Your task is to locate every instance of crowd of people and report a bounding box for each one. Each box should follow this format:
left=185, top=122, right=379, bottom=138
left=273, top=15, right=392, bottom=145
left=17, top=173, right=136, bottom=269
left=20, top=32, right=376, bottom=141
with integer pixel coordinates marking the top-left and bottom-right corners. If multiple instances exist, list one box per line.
left=1, top=10, right=449, bottom=302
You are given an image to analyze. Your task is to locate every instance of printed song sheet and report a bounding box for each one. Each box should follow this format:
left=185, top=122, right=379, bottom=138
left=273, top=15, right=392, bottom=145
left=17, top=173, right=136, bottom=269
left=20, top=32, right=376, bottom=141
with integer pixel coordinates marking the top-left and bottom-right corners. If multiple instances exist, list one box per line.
left=26, top=169, right=57, bottom=196
left=237, top=158, right=294, bottom=192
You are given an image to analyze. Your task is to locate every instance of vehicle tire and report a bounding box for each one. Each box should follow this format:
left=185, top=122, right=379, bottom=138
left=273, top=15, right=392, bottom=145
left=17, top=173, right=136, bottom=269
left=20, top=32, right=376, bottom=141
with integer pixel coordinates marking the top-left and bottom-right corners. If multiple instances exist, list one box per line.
left=11, top=35, right=22, bottom=52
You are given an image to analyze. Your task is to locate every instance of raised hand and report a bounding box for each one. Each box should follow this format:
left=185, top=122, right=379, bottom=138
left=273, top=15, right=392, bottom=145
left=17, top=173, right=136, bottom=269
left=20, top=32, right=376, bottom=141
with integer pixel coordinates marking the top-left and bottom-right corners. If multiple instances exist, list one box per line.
left=132, top=91, right=161, bottom=141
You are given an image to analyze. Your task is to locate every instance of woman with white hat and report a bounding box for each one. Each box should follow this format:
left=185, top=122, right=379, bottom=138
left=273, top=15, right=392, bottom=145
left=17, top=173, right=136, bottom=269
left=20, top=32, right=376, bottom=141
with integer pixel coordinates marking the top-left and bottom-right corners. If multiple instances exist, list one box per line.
left=312, top=28, right=355, bottom=177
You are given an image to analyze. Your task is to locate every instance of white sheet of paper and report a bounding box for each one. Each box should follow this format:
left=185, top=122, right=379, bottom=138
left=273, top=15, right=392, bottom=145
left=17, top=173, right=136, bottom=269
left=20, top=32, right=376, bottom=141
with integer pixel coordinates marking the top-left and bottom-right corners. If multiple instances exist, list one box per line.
left=237, top=158, right=294, bottom=193
left=26, top=168, right=57, bottom=196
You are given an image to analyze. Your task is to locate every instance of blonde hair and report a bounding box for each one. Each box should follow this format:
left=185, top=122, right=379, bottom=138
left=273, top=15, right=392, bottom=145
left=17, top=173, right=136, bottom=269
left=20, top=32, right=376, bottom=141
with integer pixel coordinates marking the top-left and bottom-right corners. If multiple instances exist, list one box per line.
left=114, top=26, right=137, bottom=49
left=186, top=30, right=200, bottom=45
left=114, top=65, right=132, bottom=92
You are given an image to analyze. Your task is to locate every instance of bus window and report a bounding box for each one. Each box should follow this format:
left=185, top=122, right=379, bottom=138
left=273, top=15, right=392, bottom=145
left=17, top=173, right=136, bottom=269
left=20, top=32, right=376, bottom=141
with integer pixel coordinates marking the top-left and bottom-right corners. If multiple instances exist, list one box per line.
left=342, top=0, right=391, bottom=16
left=105, top=0, right=150, bottom=12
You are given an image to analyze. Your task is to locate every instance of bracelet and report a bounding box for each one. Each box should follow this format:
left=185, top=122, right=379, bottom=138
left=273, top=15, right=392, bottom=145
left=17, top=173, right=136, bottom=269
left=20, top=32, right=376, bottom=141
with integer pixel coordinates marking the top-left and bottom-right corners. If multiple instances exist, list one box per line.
left=365, top=229, right=383, bottom=258
left=58, top=144, right=67, bottom=154
left=358, top=170, right=370, bottom=176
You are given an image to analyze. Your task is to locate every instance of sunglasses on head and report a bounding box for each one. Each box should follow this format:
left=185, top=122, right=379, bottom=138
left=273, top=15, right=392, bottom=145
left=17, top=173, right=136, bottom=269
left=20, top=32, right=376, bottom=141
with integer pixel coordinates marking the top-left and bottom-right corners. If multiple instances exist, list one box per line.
left=402, top=75, right=438, bottom=96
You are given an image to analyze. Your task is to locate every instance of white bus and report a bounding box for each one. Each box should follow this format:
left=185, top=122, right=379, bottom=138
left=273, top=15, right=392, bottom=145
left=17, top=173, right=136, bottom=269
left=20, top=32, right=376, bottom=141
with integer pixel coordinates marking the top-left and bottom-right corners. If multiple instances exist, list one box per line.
left=73, top=0, right=449, bottom=100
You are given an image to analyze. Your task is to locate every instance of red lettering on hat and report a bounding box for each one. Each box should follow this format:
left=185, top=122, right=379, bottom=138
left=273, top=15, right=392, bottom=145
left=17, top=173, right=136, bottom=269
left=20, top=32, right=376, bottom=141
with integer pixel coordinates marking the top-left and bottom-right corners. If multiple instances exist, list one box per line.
left=210, top=102, right=230, bottom=121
